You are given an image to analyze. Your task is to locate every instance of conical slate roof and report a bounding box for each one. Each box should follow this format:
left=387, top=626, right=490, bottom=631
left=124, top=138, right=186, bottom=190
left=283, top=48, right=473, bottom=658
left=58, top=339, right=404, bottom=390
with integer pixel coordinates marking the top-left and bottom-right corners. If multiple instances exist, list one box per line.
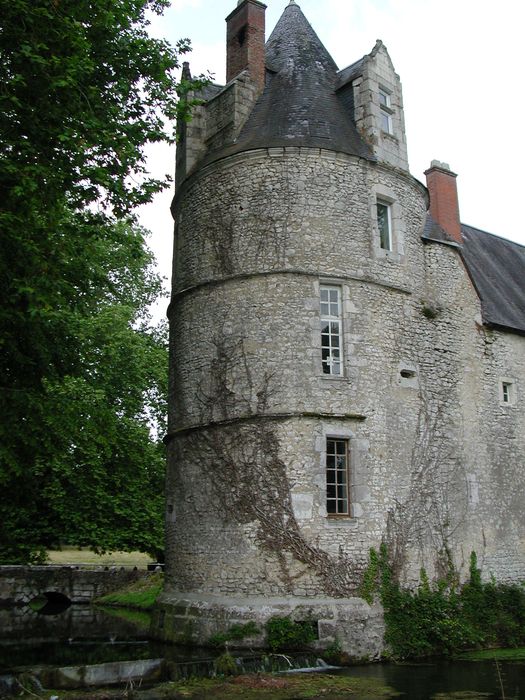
left=232, top=1, right=374, bottom=159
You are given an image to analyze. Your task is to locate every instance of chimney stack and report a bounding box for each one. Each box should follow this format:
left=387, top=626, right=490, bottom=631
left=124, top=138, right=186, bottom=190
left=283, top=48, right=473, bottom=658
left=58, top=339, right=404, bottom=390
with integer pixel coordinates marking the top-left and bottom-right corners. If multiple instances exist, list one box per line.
left=226, top=0, right=267, bottom=93
left=424, top=160, right=462, bottom=244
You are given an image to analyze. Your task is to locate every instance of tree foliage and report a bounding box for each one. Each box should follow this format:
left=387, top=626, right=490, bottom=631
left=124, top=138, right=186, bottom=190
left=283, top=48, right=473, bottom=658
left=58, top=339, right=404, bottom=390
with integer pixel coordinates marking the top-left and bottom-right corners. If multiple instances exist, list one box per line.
left=0, top=0, right=201, bottom=562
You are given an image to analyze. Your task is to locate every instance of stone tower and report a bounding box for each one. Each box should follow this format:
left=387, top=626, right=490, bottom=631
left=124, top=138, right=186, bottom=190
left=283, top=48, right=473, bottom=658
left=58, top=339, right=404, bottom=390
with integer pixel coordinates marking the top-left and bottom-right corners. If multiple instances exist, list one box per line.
left=158, top=1, right=525, bottom=655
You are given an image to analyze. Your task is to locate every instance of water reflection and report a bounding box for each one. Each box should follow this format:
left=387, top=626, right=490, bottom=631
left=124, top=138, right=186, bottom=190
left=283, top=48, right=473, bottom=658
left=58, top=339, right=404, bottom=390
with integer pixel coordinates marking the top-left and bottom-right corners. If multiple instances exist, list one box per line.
left=0, top=605, right=524, bottom=698
left=341, top=658, right=524, bottom=699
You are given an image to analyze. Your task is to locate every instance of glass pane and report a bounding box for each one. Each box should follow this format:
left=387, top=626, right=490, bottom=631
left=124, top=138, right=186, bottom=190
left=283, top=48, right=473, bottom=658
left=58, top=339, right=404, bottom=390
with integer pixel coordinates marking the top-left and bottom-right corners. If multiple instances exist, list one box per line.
left=326, top=469, right=336, bottom=484
left=329, top=289, right=338, bottom=302
left=321, top=322, right=330, bottom=334
left=377, top=202, right=391, bottom=250
left=320, top=288, right=329, bottom=302
left=379, top=90, right=388, bottom=107
left=326, top=454, right=335, bottom=468
left=336, top=455, right=346, bottom=469
left=381, top=111, right=391, bottom=133
left=332, top=362, right=341, bottom=375
left=327, top=440, right=335, bottom=452
left=336, top=441, right=346, bottom=455
left=327, top=500, right=336, bottom=514
left=337, top=484, right=346, bottom=499
left=320, top=302, right=329, bottom=316
left=330, top=302, right=338, bottom=316
left=330, top=321, right=339, bottom=334
left=327, top=485, right=336, bottom=499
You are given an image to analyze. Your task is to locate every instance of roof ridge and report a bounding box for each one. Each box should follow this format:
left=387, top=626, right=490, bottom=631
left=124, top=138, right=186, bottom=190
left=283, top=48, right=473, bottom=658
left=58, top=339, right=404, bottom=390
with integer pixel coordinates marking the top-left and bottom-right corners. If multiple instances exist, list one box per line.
left=462, top=223, right=525, bottom=249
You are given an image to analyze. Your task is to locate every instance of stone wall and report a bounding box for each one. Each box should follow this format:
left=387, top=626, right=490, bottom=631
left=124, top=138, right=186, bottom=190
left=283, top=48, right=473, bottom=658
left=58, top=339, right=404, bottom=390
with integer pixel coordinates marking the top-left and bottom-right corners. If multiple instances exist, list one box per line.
left=0, top=566, right=149, bottom=606
left=164, top=145, right=525, bottom=654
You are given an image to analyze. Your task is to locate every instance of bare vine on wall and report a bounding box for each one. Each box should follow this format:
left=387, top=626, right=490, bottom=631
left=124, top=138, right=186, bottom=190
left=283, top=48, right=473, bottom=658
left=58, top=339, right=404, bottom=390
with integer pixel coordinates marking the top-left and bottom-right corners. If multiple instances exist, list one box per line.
left=202, top=161, right=304, bottom=278
left=384, top=383, right=468, bottom=583
left=187, top=329, right=364, bottom=597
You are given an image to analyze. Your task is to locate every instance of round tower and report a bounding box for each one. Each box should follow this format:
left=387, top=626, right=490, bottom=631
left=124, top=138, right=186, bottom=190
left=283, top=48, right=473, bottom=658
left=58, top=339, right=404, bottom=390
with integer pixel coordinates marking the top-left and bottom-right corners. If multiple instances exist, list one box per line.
left=158, top=1, right=440, bottom=655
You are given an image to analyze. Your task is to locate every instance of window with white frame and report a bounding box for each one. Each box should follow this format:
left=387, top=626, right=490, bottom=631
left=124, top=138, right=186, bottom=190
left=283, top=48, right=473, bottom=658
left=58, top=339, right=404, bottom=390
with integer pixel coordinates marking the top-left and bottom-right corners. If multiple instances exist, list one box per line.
left=377, top=200, right=392, bottom=251
left=379, top=87, right=393, bottom=134
left=320, top=285, right=343, bottom=376
left=499, top=379, right=516, bottom=406
left=326, top=438, right=350, bottom=515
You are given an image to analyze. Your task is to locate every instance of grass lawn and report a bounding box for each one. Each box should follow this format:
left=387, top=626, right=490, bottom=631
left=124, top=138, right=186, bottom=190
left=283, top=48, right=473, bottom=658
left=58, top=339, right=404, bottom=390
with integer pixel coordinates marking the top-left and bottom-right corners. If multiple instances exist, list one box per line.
left=95, top=572, right=163, bottom=609
left=458, top=647, right=525, bottom=661
left=47, top=547, right=152, bottom=567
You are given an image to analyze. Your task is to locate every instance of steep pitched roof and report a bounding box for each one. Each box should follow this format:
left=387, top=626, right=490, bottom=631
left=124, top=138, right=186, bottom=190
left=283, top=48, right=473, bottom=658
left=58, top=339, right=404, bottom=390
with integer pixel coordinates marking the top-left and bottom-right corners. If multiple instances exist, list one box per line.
left=461, top=224, right=525, bottom=334
left=228, top=1, right=374, bottom=159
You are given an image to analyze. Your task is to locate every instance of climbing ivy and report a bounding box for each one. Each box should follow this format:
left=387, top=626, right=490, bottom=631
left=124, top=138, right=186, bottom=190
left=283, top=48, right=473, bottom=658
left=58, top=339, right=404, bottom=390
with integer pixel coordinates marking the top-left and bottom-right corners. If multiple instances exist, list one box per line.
left=364, top=548, right=525, bottom=659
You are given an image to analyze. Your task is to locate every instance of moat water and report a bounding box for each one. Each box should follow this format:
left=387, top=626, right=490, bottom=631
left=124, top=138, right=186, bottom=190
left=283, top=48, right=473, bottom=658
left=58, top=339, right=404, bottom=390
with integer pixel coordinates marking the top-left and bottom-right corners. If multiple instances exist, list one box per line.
left=1, top=603, right=524, bottom=699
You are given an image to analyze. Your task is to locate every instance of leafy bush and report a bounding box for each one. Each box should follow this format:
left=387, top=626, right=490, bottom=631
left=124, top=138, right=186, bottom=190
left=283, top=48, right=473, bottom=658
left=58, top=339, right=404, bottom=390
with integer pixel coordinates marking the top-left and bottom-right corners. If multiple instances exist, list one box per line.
left=213, top=652, right=238, bottom=676
left=208, top=621, right=260, bottom=648
left=366, top=547, right=525, bottom=659
left=265, top=616, right=317, bottom=651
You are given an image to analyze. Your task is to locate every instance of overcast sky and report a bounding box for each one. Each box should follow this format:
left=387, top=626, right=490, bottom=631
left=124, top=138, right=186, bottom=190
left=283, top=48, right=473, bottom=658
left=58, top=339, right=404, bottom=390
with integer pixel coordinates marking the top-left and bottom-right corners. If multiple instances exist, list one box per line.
left=140, top=0, right=524, bottom=313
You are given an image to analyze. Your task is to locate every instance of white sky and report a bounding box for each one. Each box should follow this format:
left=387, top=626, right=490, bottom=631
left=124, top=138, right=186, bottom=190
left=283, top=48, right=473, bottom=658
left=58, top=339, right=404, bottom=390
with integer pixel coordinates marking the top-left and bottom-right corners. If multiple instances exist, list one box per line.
left=140, top=0, right=524, bottom=315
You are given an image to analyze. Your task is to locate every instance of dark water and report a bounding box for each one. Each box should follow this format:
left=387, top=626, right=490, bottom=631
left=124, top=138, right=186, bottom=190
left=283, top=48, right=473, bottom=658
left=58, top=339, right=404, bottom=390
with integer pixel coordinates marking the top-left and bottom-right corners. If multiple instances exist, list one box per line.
left=1, top=604, right=524, bottom=698
left=339, top=659, right=525, bottom=699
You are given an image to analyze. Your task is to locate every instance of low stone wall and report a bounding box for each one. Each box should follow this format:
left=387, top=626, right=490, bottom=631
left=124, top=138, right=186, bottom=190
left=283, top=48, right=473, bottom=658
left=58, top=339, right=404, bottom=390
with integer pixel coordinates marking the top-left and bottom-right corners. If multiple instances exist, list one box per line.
left=153, top=592, right=385, bottom=659
left=0, top=566, right=149, bottom=606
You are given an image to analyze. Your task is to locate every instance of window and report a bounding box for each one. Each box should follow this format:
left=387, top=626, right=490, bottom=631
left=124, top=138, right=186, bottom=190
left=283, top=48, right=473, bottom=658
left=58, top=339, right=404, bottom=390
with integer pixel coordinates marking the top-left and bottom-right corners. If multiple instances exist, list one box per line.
left=379, top=88, right=393, bottom=134
left=320, top=285, right=343, bottom=375
left=326, top=438, right=349, bottom=515
left=499, top=379, right=516, bottom=406
left=377, top=200, right=392, bottom=251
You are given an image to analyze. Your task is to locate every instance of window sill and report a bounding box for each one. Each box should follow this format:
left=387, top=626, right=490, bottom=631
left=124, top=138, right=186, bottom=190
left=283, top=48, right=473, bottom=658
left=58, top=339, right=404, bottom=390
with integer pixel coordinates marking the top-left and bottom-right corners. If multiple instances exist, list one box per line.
left=320, top=375, right=350, bottom=383
left=325, top=516, right=358, bottom=526
left=381, top=131, right=399, bottom=143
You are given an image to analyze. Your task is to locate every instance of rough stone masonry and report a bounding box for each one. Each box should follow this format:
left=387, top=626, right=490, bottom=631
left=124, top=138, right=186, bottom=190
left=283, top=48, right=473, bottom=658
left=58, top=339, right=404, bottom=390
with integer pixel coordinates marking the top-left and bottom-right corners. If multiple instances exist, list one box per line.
left=156, top=0, right=525, bottom=656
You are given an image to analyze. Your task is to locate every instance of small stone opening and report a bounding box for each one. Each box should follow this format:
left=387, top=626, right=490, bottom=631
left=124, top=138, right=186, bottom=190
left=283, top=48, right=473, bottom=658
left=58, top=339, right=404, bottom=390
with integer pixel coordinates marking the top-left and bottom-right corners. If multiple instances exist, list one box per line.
left=28, top=591, right=72, bottom=616
left=400, top=369, right=416, bottom=379
left=237, top=25, right=247, bottom=46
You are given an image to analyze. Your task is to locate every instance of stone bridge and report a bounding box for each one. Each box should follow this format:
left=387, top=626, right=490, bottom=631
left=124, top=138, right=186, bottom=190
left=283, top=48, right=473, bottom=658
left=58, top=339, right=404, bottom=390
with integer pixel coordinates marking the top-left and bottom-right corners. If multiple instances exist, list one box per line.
left=0, top=566, right=151, bottom=606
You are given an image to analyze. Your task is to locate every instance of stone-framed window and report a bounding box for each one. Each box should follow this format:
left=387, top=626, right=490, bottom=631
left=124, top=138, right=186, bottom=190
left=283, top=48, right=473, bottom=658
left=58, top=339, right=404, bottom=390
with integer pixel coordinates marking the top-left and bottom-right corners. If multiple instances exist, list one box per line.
left=499, top=378, right=517, bottom=406
left=379, top=86, right=393, bottom=135
left=376, top=199, right=392, bottom=251
left=326, top=437, right=350, bottom=516
left=320, top=285, right=343, bottom=376
left=371, top=185, right=405, bottom=261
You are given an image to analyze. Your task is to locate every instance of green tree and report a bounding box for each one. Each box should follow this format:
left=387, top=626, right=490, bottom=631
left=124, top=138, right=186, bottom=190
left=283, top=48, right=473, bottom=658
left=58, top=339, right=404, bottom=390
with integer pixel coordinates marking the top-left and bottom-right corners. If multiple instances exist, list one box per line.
left=0, top=0, right=202, bottom=562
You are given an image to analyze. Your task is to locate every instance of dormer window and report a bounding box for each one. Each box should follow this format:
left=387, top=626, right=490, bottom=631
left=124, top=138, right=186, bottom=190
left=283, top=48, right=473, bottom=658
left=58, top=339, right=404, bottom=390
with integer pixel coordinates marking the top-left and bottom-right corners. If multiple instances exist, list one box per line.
left=379, top=88, right=393, bottom=134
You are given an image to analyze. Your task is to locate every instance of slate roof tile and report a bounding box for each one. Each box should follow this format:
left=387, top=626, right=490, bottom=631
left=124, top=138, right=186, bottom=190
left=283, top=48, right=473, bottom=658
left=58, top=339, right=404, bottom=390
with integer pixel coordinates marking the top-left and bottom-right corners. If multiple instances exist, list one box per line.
left=210, top=1, right=374, bottom=161
left=461, top=224, right=525, bottom=334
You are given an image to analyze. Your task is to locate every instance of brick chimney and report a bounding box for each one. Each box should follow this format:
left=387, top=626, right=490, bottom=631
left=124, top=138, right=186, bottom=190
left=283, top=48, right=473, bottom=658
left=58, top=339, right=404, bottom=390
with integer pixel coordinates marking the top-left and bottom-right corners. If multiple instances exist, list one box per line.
left=226, top=0, right=267, bottom=93
left=424, top=160, right=462, bottom=244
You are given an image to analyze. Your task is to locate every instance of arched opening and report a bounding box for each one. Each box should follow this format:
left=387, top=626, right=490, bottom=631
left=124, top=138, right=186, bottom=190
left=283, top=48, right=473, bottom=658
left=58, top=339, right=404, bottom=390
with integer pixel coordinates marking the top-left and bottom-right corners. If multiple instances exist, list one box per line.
left=28, top=591, right=72, bottom=616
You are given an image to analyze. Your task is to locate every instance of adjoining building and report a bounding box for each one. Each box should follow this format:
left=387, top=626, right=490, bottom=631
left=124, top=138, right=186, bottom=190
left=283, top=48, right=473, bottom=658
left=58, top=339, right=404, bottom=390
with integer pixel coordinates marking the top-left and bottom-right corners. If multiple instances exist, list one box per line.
left=156, top=0, right=525, bottom=655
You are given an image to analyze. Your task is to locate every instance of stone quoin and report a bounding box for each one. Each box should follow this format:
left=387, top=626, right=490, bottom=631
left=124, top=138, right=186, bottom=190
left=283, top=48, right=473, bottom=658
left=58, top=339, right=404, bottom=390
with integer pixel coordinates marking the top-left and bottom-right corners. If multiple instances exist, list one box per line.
left=156, top=0, right=525, bottom=656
